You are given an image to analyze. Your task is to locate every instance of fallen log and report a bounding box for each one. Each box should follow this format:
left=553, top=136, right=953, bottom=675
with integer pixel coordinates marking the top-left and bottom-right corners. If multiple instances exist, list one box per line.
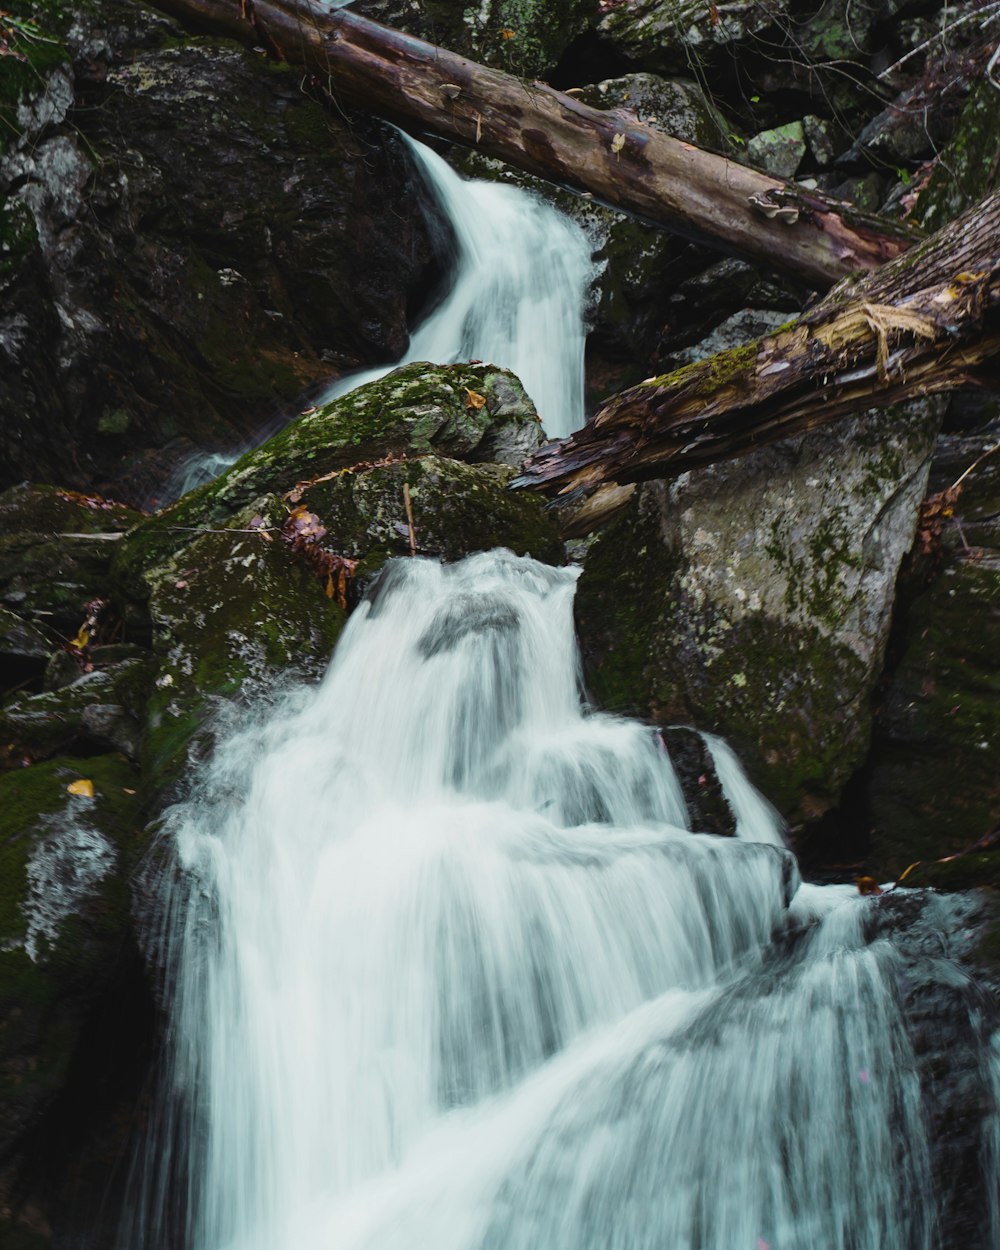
left=153, top=0, right=917, bottom=290
left=514, top=190, right=1000, bottom=505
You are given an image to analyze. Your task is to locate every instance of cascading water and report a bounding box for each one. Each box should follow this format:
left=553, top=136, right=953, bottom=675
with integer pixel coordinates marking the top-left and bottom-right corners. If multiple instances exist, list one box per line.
left=319, top=137, right=594, bottom=439
left=164, top=134, right=593, bottom=500
left=130, top=550, right=1000, bottom=1250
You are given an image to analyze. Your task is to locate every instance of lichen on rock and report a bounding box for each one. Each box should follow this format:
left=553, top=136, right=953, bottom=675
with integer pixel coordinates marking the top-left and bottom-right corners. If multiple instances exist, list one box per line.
left=576, top=398, right=943, bottom=829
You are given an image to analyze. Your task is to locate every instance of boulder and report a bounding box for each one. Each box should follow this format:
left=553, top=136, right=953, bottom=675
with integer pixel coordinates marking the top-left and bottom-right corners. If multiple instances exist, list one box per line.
left=575, top=399, right=943, bottom=831
left=113, top=361, right=548, bottom=592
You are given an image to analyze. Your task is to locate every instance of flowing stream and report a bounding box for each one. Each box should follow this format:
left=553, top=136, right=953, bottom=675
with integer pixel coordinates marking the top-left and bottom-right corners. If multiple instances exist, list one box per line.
left=132, top=552, right=998, bottom=1250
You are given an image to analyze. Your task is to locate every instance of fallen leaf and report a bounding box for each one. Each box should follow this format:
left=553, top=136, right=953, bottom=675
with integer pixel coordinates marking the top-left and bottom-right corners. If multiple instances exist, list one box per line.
left=70, top=627, right=90, bottom=650
left=610, top=132, right=626, bottom=155
left=67, top=778, right=95, bottom=798
left=464, top=387, right=487, bottom=410
left=500, top=27, right=516, bottom=38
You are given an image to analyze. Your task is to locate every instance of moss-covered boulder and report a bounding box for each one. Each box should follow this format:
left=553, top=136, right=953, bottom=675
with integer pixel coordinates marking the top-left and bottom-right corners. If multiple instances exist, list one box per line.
left=0, top=753, right=142, bottom=1159
left=576, top=400, right=942, bottom=832
left=1, top=0, right=433, bottom=503
left=140, top=498, right=346, bottom=804
left=114, top=361, right=547, bottom=592
left=296, top=454, right=564, bottom=570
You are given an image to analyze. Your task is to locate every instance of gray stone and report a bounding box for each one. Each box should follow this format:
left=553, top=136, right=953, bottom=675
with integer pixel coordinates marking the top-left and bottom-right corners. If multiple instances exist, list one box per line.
left=746, top=121, right=807, bottom=178
left=576, top=399, right=945, bottom=827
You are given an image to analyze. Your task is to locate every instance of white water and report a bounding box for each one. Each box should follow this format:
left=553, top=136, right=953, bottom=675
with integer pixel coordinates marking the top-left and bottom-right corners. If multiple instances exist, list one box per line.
left=129, top=549, right=1000, bottom=1250
left=318, top=136, right=593, bottom=439
left=164, top=135, right=592, bottom=502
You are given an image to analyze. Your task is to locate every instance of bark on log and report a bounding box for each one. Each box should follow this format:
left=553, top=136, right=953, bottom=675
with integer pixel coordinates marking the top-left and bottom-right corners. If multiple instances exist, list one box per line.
left=153, top=0, right=917, bottom=290
left=514, top=191, right=1000, bottom=505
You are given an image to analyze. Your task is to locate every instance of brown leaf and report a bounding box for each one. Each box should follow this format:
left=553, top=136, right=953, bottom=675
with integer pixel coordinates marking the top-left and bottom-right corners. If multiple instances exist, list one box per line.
left=855, top=876, right=883, bottom=896
left=464, top=387, right=487, bottom=411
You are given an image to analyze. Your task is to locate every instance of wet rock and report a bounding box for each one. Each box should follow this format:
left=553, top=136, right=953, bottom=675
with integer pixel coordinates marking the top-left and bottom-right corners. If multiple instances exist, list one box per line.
left=869, top=889, right=1000, bottom=1250
left=802, top=114, right=837, bottom=167
left=0, top=754, right=143, bottom=1160
left=301, top=454, right=564, bottom=573
left=0, top=608, right=52, bottom=684
left=660, top=726, right=737, bottom=836
left=575, top=399, right=943, bottom=831
left=746, top=121, right=807, bottom=178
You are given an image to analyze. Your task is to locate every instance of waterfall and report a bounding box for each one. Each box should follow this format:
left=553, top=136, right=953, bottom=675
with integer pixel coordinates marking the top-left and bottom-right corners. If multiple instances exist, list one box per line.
left=165, top=135, right=592, bottom=501
left=319, top=137, right=593, bottom=440
left=129, top=550, right=998, bottom=1250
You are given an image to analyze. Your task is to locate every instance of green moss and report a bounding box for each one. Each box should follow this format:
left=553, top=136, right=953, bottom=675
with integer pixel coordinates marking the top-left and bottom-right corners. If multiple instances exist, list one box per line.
left=113, top=363, right=543, bottom=595
left=142, top=498, right=346, bottom=800
left=637, top=344, right=759, bottom=401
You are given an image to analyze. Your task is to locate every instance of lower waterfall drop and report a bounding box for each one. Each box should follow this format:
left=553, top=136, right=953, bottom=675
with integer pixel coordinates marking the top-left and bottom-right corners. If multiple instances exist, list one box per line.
left=132, top=550, right=963, bottom=1250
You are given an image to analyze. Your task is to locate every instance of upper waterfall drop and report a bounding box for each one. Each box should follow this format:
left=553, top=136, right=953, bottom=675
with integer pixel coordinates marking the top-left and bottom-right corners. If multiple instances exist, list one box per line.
left=319, top=135, right=594, bottom=440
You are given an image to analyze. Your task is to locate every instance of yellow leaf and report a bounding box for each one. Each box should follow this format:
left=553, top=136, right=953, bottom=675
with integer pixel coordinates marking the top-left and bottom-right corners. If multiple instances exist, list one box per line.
left=67, top=778, right=95, bottom=798
left=70, top=627, right=90, bottom=650
left=464, top=387, right=486, bottom=411
left=325, top=573, right=335, bottom=599
left=500, top=27, right=516, bottom=38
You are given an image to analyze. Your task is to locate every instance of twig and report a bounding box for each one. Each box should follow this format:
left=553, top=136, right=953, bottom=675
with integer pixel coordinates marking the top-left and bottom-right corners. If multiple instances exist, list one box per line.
left=948, top=439, right=1000, bottom=492
left=878, top=2, right=1000, bottom=81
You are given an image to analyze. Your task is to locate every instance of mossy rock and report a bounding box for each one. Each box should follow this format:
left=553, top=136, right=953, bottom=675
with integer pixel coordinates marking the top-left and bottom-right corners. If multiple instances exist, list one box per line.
left=142, top=498, right=346, bottom=804
left=867, top=553, right=1000, bottom=877
left=0, top=752, right=142, bottom=1157
left=300, top=454, right=564, bottom=569
left=113, top=362, right=545, bottom=593
left=0, top=484, right=142, bottom=637
left=0, top=655, right=154, bottom=767
left=576, top=401, right=942, bottom=829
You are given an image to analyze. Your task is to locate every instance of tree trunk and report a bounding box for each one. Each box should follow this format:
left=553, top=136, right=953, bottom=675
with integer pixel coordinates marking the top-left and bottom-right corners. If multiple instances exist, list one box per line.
left=514, top=191, right=1000, bottom=503
left=154, top=0, right=917, bottom=290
